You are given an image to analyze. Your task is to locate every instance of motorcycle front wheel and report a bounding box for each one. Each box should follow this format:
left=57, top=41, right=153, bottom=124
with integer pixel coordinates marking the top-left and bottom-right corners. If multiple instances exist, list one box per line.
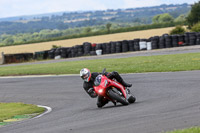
left=108, top=90, right=129, bottom=105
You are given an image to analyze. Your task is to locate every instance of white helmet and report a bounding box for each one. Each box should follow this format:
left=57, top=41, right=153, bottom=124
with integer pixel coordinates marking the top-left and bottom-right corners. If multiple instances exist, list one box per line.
left=80, top=68, right=91, bottom=82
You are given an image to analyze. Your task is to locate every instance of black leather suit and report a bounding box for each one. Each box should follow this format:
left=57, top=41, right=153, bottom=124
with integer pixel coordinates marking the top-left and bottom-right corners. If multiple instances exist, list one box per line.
left=83, top=71, right=130, bottom=108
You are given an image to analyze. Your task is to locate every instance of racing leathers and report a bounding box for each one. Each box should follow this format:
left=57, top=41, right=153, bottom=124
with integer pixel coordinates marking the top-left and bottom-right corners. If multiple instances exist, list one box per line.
left=83, top=71, right=132, bottom=108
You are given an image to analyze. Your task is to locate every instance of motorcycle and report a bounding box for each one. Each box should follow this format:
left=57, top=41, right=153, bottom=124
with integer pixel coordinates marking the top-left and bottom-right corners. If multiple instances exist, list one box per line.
left=93, top=68, right=136, bottom=106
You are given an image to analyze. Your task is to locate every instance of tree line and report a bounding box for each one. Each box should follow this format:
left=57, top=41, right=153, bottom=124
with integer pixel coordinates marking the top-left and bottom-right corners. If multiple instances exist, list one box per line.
left=1, top=2, right=199, bottom=47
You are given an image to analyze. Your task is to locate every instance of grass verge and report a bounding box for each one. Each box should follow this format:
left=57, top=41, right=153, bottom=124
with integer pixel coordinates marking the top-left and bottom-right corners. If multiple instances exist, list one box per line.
left=0, top=103, right=45, bottom=122
left=0, top=52, right=200, bottom=76
left=165, top=127, right=200, bottom=133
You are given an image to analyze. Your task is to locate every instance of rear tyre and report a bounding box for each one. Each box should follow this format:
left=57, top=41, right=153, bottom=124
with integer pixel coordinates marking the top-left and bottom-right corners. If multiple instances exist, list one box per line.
left=108, top=90, right=129, bottom=105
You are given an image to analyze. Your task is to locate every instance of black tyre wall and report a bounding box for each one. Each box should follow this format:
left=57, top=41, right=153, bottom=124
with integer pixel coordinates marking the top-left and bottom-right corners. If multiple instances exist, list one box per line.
left=116, top=41, right=122, bottom=53
left=164, top=35, right=172, bottom=48
left=189, top=32, right=197, bottom=45
left=128, top=40, right=134, bottom=51
left=171, top=35, right=178, bottom=47
left=151, top=36, right=159, bottom=49
left=133, top=39, right=140, bottom=51
left=110, top=42, right=116, bottom=53
left=159, top=36, right=165, bottom=48
left=196, top=32, right=200, bottom=45
left=122, top=40, right=129, bottom=52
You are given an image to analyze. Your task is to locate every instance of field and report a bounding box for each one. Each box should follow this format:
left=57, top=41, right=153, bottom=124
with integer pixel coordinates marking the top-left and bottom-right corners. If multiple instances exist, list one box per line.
left=0, top=27, right=174, bottom=54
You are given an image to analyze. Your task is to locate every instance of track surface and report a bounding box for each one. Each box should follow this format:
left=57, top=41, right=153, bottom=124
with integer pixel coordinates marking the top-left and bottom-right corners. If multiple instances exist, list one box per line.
left=0, top=71, right=200, bottom=133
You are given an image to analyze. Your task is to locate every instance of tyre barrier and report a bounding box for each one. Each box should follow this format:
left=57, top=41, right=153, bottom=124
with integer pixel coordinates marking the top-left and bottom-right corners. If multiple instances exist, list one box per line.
left=34, top=50, right=49, bottom=60
left=4, top=53, right=33, bottom=64
left=151, top=36, right=159, bottom=49
left=133, top=39, right=140, bottom=51
left=178, top=35, right=185, bottom=46
left=2, top=32, right=200, bottom=64
left=116, top=41, right=122, bottom=53
left=196, top=33, right=200, bottom=45
left=189, top=32, right=196, bottom=46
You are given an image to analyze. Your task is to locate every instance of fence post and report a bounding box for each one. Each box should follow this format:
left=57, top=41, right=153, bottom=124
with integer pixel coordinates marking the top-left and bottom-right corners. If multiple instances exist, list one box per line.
left=0, top=52, right=5, bottom=65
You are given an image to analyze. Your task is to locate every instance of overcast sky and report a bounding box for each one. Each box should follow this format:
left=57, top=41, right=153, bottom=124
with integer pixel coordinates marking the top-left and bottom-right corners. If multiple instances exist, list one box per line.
left=0, top=0, right=198, bottom=18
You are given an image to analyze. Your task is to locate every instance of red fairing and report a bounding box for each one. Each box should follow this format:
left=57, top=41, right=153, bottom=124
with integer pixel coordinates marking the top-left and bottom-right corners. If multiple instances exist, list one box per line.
left=93, top=75, right=127, bottom=100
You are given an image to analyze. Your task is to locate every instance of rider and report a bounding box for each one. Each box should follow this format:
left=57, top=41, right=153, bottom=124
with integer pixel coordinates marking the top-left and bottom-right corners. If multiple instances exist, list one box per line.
left=80, top=68, right=132, bottom=108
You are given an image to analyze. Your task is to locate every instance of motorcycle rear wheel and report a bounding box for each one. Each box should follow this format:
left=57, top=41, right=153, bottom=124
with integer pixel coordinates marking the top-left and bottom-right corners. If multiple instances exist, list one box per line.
left=108, top=90, right=129, bottom=105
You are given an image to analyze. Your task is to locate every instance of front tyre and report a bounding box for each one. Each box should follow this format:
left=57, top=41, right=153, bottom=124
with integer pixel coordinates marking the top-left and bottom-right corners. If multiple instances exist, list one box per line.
left=108, top=90, right=129, bottom=105
left=128, top=95, right=136, bottom=103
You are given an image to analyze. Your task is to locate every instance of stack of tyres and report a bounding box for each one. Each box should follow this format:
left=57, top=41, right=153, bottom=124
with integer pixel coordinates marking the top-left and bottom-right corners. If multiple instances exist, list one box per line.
left=101, top=43, right=107, bottom=54
left=105, top=43, right=111, bottom=54
left=128, top=40, right=134, bottom=51
left=184, top=32, right=190, bottom=45
left=76, top=45, right=84, bottom=57
left=91, top=43, right=96, bottom=51
left=110, top=42, right=116, bottom=53
left=151, top=36, right=159, bottom=49
left=164, top=35, right=172, bottom=48
left=54, top=48, right=61, bottom=57
left=116, top=41, right=122, bottom=53
left=122, top=40, right=129, bottom=52
left=171, top=35, right=179, bottom=47
left=71, top=47, right=76, bottom=57
left=178, top=35, right=185, bottom=46
left=83, top=42, right=91, bottom=55
left=159, top=36, right=165, bottom=48
left=48, top=48, right=57, bottom=59
left=67, top=48, right=72, bottom=58
left=196, top=32, right=200, bottom=45
left=133, top=39, right=140, bottom=51
left=90, top=43, right=97, bottom=56
left=189, top=32, right=197, bottom=45
left=95, top=43, right=102, bottom=50
left=60, top=47, right=69, bottom=58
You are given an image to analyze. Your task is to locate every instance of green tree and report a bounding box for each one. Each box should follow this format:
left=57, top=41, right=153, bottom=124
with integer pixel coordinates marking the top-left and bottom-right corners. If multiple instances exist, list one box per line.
left=170, top=25, right=186, bottom=35
left=152, top=15, right=160, bottom=23
left=4, top=37, right=14, bottom=45
left=191, top=22, right=200, bottom=32
left=152, top=13, right=174, bottom=23
left=175, top=14, right=186, bottom=22
left=159, top=13, right=174, bottom=23
left=106, top=23, right=112, bottom=33
left=186, top=1, right=200, bottom=28
left=83, top=27, right=92, bottom=34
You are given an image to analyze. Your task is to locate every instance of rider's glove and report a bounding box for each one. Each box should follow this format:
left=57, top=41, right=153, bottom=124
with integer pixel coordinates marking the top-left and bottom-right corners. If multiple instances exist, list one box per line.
left=88, top=88, right=97, bottom=98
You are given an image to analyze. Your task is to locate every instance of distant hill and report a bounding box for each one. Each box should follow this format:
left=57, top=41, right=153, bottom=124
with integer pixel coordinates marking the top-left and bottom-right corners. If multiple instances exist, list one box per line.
left=0, top=3, right=191, bottom=35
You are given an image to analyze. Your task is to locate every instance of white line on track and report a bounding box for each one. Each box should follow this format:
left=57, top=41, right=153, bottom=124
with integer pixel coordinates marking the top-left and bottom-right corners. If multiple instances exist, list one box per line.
left=32, top=105, right=52, bottom=119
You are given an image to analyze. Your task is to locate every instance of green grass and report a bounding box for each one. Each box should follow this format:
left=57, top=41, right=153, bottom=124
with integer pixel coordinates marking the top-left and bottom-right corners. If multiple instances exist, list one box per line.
left=165, top=127, right=200, bottom=133
left=0, top=52, right=200, bottom=76
left=0, top=103, right=45, bottom=122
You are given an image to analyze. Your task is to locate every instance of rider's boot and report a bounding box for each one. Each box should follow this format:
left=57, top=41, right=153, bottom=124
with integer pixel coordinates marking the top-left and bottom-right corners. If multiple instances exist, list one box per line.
left=113, top=72, right=132, bottom=87
left=108, top=71, right=132, bottom=87
left=121, top=80, right=132, bottom=88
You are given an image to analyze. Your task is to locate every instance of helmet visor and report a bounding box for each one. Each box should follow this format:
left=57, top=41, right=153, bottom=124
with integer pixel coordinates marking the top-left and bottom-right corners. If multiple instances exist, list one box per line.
left=81, top=74, right=89, bottom=80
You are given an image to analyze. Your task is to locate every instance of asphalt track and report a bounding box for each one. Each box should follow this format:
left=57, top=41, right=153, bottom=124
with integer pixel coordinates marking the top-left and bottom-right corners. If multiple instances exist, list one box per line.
left=0, top=46, right=200, bottom=133
left=0, top=71, right=200, bottom=133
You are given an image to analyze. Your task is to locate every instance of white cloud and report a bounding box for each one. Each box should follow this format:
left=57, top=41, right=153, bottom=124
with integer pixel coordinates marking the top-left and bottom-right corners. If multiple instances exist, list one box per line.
left=122, top=0, right=159, bottom=8
left=0, top=0, right=198, bottom=18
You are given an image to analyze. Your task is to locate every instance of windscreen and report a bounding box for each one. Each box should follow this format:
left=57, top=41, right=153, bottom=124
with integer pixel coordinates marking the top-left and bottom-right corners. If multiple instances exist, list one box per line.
left=94, top=75, right=102, bottom=86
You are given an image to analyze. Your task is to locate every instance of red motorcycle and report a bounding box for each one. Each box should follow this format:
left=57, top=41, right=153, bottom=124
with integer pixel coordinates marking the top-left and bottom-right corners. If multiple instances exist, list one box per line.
left=93, top=68, right=136, bottom=106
